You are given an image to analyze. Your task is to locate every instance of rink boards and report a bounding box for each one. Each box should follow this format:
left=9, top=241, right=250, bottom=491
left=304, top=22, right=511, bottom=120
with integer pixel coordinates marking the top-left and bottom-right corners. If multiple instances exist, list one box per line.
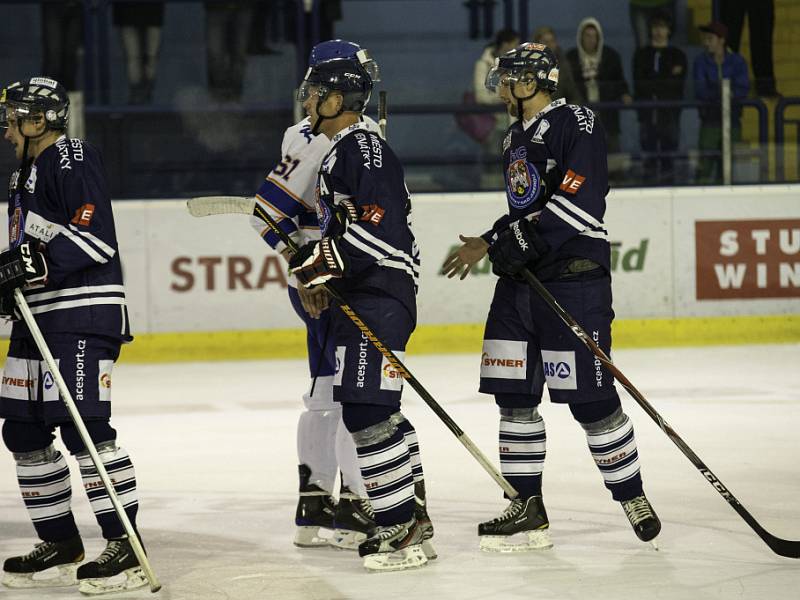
left=1, top=185, right=798, bottom=361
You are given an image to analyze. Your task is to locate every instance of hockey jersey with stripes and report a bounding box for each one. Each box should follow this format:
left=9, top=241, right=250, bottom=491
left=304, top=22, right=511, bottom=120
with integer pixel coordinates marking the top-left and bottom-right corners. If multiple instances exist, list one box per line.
left=485, top=98, right=612, bottom=280
left=7, top=135, right=131, bottom=341
left=249, top=116, right=382, bottom=288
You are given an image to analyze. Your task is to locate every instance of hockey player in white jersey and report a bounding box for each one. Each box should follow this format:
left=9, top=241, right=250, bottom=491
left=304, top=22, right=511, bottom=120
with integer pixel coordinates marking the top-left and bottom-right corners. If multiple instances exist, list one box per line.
left=249, top=40, right=379, bottom=550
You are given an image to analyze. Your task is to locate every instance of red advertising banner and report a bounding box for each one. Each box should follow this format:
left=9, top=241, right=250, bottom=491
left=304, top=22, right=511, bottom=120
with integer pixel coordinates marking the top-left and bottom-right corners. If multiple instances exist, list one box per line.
left=696, top=219, right=800, bottom=299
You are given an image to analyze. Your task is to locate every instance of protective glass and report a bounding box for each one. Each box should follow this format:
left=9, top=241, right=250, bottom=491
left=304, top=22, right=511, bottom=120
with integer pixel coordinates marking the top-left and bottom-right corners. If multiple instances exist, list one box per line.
left=485, top=65, right=534, bottom=93
left=355, top=49, right=381, bottom=82
left=0, top=103, right=30, bottom=130
left=296, top=81, right=326, bottom=103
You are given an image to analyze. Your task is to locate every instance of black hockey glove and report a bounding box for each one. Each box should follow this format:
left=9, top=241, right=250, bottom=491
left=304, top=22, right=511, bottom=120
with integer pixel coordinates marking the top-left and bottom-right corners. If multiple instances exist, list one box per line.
left=0, top=294, right=20, bottom=320
left=488, top=219, right=549, bottom=276
left=0, top=242, right=49, bottom=296
left=289, top=237, right=350, bottom=287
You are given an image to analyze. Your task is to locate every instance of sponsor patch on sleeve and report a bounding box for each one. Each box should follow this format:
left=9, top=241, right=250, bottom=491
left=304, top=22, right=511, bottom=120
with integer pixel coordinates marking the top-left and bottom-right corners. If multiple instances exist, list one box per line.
left=71, top=203, right=95, bottom=227
left=559, top=169, right=586, bottom=194
left=360, top=204, right=385, bottom=226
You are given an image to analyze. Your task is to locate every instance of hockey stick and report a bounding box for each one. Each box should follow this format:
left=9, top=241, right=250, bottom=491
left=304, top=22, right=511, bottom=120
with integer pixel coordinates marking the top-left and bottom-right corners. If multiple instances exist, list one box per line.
left=187, top=195, right=518, bottom=498
left=378, top=91, right=387, bottom=139
left=519, top=268, right=800, bottom=559
left=12, top=289, right=163, bottom=590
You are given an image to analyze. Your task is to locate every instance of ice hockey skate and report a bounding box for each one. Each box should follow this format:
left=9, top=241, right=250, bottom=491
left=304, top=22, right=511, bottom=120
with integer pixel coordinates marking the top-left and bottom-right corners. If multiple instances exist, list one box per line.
left=478, top=496, right=552, bottom=552
left=621, top=495, right=661, bottom=547
left=330, top=485, right=375, bottom=550
left=358, top=518, right=428, bottom=572
left=414, top=480, right=437, bottom=560
left=2, top=535, right=84, bottom=589
left=294, top=464, right=336, bottom=547
left=76, top=537, right=147, bottom=595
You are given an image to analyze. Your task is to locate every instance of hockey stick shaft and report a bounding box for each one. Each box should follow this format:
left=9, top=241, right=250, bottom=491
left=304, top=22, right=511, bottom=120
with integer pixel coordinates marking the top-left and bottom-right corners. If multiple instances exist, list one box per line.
left=520, top=268, right=800, bottom=558
left=187, top=196, right=517, bottom=498
left=13, top=289, right=163, bottom=590
left=378, top=91, right=387, bottom=139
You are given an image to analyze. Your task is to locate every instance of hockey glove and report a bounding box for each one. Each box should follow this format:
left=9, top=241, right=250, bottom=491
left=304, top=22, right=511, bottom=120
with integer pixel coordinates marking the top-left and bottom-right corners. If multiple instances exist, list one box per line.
left=289, top=237, right=349, bottom=287
left=487, top=219, right=548, bottom=276
left=0, top=242, right=49, bottom=296
left=0, top=294, right=20, bottom=320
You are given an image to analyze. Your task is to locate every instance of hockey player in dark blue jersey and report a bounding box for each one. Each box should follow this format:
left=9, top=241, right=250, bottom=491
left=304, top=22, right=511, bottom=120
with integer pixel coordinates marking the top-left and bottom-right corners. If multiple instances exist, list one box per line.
left=0, top=78, right=147, bottom=593
left=442, top=43, right=661, bottom=552
left=288, top=48, right=435, bottom=572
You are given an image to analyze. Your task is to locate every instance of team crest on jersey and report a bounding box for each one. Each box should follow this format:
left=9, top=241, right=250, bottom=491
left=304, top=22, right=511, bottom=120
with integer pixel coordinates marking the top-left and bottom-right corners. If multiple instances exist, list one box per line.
left=506, top=146, right=541, bottom=208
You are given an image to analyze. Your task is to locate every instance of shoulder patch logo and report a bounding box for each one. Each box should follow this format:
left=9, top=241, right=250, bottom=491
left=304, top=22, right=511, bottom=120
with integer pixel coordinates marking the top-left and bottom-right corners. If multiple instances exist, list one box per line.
left=24, top=166, right=37, bottom=193
left=359, top=204, right=385, bottom=226
left=531, top=120, right=550, bottom=144
left=559, top=169, right=586, bottom=194
left=71, top=203, right=95, bottom=227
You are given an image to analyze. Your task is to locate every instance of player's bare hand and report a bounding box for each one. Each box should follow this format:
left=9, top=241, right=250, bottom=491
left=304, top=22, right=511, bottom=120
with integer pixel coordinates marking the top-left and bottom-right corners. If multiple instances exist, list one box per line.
left=441, top=235, right=489, bottom=280
left=298, top=284, right=330, bottom=318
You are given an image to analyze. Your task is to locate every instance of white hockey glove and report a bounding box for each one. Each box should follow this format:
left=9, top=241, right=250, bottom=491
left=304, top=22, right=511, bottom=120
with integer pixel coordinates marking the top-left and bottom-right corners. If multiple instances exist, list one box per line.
left=289, top=237, right=349, bottom=287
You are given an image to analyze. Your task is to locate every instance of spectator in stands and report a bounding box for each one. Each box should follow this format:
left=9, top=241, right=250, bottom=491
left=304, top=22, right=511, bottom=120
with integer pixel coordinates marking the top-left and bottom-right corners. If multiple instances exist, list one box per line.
left=629, top=0, right=676, bottom=48
left=566, top=17, right=632, bottom=152
left=205, top=1, right=254, bottom=102
left=40, top=1, right=83, bottom=92
left=533, top=26, right=582, bottom=104
left=633, top=10, right=686, bottom=184
left=469, top=29, right=519, bottom=153
left=719, top=0, right=779, bottom=97
left=113, top=2, right=165, bottom=104
left=693, top=21, right=750, bottom=184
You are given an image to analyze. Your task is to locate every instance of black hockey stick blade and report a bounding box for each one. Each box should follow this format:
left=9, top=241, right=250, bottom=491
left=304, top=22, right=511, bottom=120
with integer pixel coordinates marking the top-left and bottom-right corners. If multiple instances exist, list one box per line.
left=520, top=267, right=800, bottom=558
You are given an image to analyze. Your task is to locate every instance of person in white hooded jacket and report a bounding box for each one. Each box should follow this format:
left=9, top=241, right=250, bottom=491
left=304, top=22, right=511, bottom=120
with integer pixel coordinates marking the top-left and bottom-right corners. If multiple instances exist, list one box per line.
left=566, top=17, right=632, bottom=152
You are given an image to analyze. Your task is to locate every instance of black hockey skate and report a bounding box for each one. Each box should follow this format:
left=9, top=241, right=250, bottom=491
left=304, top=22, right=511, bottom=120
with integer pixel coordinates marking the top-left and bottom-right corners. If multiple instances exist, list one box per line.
left=478, top=495, right=552, bottom=552
left=294, top=464, right=336, bottom=547
left=358, top=518, right=428, bottom=572
left=414, top=480, right=437, bottom=560
left=330, top=485, right=375, bottom=550
left=621, top=495, right=661, bottom=545
left=2, top=535, right=84, bottom=589
left=77, top=537, right=148, bottom=595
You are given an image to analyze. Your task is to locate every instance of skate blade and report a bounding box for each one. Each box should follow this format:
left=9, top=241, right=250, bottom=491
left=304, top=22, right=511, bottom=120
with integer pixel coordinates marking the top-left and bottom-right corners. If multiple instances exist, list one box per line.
left=293, top=526, right=332, bottom=547
left=330, top=529, right=367, bottom=551
left=2, top=563, right=79, bottom=588
left=78, top=566, right=147, bottom=596
left=479, top=529, right=553, bottom=553
left=422, top=539, right=438, bottom=560
left=363, top=544, right=428, bottom=572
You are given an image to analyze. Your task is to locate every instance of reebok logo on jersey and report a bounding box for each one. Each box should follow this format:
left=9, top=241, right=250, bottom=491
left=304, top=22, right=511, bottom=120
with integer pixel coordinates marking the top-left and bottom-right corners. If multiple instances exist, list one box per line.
left=360, top=204, right=385, bottom=226
left=511, top=221, right=529, bottom=251
left=71, top=203, right=95, bottom=226
left=559, top=170, right=586, bottom=194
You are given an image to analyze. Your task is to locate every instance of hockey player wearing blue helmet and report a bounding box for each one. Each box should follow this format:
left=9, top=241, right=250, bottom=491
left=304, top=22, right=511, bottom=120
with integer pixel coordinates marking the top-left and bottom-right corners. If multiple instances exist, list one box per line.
left=289, top=42, right=436, bottom=572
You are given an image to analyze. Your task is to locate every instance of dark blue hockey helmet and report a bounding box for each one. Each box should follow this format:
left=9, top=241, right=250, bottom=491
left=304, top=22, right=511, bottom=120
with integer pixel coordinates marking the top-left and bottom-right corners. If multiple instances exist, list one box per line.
left=297, top=39, right=380, bottom=113
left=0, top=77, right=69, bottom=131
left=485, top=42, right=559, bottom=95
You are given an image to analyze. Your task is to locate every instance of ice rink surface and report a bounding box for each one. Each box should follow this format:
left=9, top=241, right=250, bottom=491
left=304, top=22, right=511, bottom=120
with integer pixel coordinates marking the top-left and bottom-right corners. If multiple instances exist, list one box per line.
left=1, top=344, right=799, bottom=600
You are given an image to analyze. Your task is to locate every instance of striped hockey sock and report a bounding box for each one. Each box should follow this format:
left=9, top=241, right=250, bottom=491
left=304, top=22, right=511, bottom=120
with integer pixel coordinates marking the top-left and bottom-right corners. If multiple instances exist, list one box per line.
left=583, top=410, right=644, bottom=501
left=392, top=413, right=424, bottom=483
left=499, top=408, right=546, bottom=498
left=353, top=423, right=415, bottom=527
left=15, top=446, right=79, bottom=541
left=76, top=442, right=139, bottom=539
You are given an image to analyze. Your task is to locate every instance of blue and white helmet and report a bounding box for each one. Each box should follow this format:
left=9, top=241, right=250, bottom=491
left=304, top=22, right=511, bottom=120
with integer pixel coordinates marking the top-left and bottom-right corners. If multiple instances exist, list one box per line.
left=485, top=42, right=559, bottom=94
left=297, top=39, right=380, bottom=113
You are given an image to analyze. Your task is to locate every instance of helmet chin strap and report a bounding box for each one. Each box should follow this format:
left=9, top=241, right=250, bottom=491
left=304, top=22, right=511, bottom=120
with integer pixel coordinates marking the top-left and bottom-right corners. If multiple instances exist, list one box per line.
left=311, top=93, right=345, bottom=135
left=511, top=82, right=539, bottom=122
